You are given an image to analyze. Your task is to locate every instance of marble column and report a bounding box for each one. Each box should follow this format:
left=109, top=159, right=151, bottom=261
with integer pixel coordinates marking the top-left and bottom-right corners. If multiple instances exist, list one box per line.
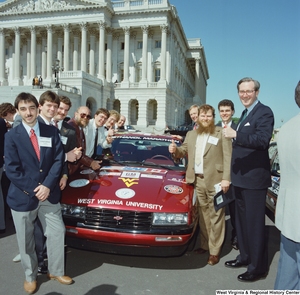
left=73, top=30, right=80, bottom=71
left=147, top=30, right=154, bottom=82
left=80, top=22, right=87, bottom=72
left=46, top=25, right=53, bottom=81
left=195, top=57, right=201, bottom=99
left=24, top=32, right=31, bottom=84
left=141, top=25, right=148, bottom=82
left=112, top=32, right=119, bottom=82
left=0, top=28, right=6, bottom=85
left=62, top=23, right=70, bottom=71
left=57, top=30, right=63, bottom=65
left=106, top=27, right=113, bottom=83
left=13, top=27, right=21, bottom=84
left=97, top=21, right=106, bottom=80
left=89, top=28, right=96, bottom=76
left=40, top=31, right=47, bottom=81
left=159, top=24, right=168, bottom=82
left=30, top=26, right=36, bottom=80
left=123, top=26, right=130, bottom=83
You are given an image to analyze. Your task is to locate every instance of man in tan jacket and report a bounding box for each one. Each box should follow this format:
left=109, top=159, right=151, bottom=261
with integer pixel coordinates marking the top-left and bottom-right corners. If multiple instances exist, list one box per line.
left=169, top=104, right=232, bottom=265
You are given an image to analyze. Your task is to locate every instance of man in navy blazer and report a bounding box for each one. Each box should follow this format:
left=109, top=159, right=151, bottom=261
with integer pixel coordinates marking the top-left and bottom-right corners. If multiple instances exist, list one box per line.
left=223, top=78, right=274, bottom=282
left=4, top=92, right=73, bottom=294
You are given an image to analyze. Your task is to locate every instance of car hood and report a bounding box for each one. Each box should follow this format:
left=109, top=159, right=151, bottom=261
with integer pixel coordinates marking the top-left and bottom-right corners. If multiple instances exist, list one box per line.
left=62, top=165, right=195, bottom=213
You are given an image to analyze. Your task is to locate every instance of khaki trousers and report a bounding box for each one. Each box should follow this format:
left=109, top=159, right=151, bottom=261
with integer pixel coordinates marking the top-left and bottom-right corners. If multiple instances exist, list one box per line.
left=195, top=176, right=225, bottom=256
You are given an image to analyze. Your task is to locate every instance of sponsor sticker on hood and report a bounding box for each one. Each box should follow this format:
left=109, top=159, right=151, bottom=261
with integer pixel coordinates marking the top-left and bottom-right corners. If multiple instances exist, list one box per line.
left=164, top=185, right=183, bottom=194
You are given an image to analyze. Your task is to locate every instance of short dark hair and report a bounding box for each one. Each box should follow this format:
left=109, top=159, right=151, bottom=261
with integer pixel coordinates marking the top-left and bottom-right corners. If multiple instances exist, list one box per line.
left=14, top=92, right=39, bottom=109
left=95, top=108, right=110, bottom=118
left=0, top=102, right=16, bottom=117
left=39, top=90, right=60, bottom=106
left=237, top=77, right=260, bottom=91
left=218, top=99, right=235, bottom=111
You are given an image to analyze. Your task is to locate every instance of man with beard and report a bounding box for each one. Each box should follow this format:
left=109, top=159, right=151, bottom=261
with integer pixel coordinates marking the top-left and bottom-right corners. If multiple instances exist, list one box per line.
left=68, top=106, right=101, bottom=175
left=169, top=104, right=232, bottom=265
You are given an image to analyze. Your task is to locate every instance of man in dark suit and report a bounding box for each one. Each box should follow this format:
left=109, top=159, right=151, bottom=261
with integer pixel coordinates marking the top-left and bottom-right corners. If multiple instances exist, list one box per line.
left=216, top=99, right=238, bottom=250
left=223, top=77, right=274, bottom=282
left=68, top=106, right=101, bottom=175
left=4, top=92, right=73, bottom=294
left=52, top=96, right=81, bottom=189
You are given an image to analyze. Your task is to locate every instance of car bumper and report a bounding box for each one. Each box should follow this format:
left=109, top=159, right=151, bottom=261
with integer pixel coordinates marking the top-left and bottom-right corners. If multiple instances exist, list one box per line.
left=65, top=225, right=196, bottom=256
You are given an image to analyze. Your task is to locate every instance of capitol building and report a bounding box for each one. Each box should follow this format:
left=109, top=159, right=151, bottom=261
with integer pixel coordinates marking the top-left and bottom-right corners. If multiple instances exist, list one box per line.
left=0, top=0, right=209, bottom=130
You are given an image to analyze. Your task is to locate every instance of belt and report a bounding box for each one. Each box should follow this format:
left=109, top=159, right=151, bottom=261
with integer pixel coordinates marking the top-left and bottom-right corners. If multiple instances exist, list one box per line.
left=196, top=174, right=204, bottom=179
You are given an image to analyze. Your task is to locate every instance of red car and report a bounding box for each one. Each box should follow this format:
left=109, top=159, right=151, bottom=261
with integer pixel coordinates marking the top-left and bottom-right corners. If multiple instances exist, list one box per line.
left=61, top=133, right=198, bottom=256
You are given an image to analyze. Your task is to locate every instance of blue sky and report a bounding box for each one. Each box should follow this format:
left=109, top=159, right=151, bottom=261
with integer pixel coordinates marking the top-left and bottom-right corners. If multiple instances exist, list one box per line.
left=171, top=0, right=300, bottom=128
left=1, top=0, right=299, bottom=127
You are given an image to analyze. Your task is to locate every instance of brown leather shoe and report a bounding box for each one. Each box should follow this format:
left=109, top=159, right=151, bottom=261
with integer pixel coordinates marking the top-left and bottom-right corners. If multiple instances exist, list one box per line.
left=48, top=274, right=73, bottom=285
left=207, top=255, right=220, bottom=266
left=24, top=280, right=37, bottom=294
left=194, top=248, right=207, bottom=254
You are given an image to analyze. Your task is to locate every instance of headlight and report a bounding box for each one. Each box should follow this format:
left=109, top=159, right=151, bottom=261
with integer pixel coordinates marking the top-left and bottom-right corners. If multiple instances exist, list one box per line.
left=152, top=213, right=188, bottom=225
left=61, top=204, right=86, bottom=218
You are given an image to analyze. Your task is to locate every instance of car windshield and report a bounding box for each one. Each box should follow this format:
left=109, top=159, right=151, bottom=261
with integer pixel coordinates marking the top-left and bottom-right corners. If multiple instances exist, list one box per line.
left=99, top=134, right=185, bottom=169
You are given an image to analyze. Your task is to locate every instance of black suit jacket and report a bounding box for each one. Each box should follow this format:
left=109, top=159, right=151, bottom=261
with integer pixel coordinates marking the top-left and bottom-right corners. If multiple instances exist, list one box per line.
left=216, top=121, right=237, bottom=130
left=231, top=102, right=274, bottom=189
left=60, top=121, right=77, bottom=176
left=0, top=118, right=7, bottom=168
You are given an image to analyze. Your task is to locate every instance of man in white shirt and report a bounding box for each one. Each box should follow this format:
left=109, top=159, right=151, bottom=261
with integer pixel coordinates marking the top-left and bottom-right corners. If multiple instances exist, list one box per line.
left=84, top=108, right=113, bottom=158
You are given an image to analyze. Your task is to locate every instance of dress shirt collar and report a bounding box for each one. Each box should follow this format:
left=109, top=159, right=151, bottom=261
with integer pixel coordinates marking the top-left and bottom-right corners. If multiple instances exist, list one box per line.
left=23, top=121, right=40, bottom=137
left=246, top=99, right=259, bottom=115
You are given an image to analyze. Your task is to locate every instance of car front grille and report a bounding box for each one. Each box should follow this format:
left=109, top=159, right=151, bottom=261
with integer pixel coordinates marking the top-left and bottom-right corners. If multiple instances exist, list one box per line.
left=85, top=208, right=152, bottom=230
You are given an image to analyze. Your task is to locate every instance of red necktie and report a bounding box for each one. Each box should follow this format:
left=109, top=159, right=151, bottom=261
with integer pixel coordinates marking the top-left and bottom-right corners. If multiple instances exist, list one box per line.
left=30, top=129, right=40, bottom=161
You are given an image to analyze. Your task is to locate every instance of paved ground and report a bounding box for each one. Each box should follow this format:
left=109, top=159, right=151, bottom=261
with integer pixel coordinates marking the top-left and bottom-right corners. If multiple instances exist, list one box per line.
left=0, top=210, right=280, bottom=295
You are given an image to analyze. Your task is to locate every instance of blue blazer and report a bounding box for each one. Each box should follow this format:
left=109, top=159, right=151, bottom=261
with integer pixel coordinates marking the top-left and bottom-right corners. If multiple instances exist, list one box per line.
left=231, top=101, right=274, bottom=189
left=4, top=122, right=64, bottom=211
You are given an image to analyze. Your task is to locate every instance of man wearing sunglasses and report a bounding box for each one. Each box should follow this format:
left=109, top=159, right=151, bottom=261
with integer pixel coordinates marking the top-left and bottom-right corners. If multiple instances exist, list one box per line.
left=68, top=106, right=101, bottom=175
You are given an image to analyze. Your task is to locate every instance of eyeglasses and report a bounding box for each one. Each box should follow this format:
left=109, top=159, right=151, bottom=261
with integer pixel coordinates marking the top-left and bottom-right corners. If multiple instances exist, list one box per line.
left=80, top=113, right=91, bottom=119
left=239, top=90, right=256, bottom=95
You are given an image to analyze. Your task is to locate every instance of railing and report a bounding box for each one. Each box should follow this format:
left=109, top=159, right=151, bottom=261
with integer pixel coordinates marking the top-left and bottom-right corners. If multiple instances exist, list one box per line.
left=112, top=0, right=165, bottom=10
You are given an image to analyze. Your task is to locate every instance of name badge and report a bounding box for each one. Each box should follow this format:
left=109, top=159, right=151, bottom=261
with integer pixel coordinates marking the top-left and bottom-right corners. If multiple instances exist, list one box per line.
left=39, top=137, right=52, bottom=148
left=61, top=136, right=68, bottom=145
left=208, top=136, right=219, bottom=145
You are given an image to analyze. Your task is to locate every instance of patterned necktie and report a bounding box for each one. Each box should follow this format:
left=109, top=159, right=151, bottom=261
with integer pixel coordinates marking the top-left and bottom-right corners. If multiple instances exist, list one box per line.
left=53, top=120, right=59, bottom=128
left=30, top=129, right=40, bottom=161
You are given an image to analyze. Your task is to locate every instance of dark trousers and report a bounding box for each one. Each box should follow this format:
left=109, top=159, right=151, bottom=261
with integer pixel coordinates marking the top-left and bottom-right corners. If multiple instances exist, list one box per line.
left=228, top=200, right=236, bottom=240
left=234, top=186, right=268, bottom=274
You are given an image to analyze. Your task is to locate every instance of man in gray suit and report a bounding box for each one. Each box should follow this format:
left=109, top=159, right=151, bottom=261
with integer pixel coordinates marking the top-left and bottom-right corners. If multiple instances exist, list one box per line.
left=274, top=81, right=300, bottom=289
left=5, top=93, right=73, bottom=294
